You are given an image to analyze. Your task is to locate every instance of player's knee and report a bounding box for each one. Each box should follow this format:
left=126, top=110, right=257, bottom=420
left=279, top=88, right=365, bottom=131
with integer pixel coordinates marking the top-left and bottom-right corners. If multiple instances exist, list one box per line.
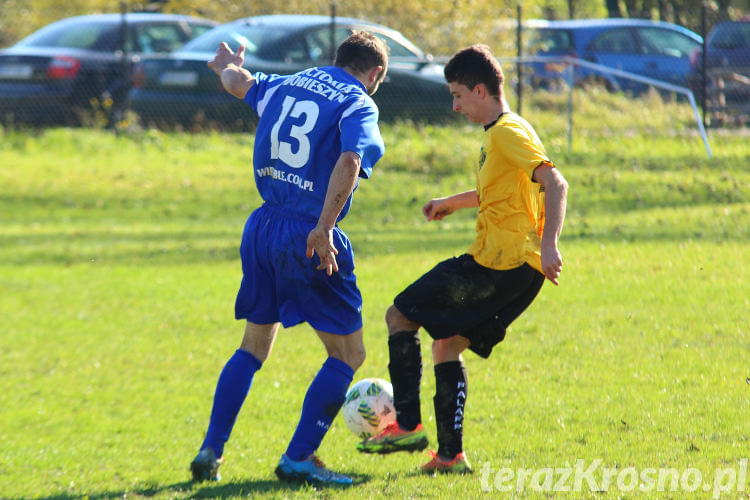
left=343, top=345, right=366, bottom=371
left=431, top=337, right=465, bottom=363
left=385, top=304, right=413, bottom=334
left=384, top=304, right=399, bottom=328
left=431, top=339, right=446, bottom=360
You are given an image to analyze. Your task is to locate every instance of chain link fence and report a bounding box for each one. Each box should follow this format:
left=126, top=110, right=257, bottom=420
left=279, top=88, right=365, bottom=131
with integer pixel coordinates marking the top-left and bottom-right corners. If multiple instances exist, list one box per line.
left=691, top=4, right=750, bottom=127
left=0, top=3, right=748, bottom=130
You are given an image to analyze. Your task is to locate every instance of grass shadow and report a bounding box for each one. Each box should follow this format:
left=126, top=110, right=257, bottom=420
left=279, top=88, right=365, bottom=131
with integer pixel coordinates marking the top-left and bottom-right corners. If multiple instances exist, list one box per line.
left=1, top=216, right=746, bottom=267
left=22, top=473, right=374, bottom=500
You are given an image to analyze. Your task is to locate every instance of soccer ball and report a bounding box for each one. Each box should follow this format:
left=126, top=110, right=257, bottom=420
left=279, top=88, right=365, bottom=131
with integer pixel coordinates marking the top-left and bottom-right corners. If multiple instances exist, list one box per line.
left=341, top=378, right=396, bottom=440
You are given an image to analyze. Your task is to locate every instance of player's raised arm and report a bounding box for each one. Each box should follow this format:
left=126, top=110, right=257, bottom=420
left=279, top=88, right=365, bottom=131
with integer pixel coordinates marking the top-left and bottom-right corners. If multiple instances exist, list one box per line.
left=207, top=42, right=255, bottom=99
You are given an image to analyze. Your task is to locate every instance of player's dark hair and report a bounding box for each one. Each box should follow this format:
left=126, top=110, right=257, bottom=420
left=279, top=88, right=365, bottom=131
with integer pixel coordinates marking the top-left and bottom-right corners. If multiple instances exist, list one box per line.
left=444, top=44, right=504, bottom=99
left=335, top=30, right=389, bottom=84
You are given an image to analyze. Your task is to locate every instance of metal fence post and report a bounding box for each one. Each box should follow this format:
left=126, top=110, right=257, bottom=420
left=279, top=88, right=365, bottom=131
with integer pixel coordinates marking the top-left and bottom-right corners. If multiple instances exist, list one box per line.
left=114, top=0, right=129, bottom=129
left=701, top=1, right=707, bottom=130
left=330, top=1, right=336, bottom=65
left=516, top=3, right=523, bottom=116
left=566, top=63, right=573, bottom=151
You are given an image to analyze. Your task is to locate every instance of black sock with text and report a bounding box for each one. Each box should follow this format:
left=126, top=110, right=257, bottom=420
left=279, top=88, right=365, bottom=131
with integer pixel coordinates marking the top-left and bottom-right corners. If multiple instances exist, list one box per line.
left=434, top=360, right=467, bottom=459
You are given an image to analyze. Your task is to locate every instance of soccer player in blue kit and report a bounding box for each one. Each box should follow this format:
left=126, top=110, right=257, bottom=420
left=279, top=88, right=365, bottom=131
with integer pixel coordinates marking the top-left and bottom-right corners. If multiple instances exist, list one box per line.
left=189, top=31, right=389, bottom=486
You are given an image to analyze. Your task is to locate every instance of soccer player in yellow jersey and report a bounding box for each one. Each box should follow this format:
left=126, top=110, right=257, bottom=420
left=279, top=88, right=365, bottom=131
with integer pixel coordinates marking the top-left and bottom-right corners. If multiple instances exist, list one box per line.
left=358, top=45, right=568, bottom=474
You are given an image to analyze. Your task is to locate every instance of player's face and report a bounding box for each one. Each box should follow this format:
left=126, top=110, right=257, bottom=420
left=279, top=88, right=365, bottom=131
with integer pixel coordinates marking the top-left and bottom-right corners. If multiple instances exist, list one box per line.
left=367, top=79, right=381, bottom=95
left=366, top=67, right=386, bottom=95
left=448, top=82, right=483, bottom=123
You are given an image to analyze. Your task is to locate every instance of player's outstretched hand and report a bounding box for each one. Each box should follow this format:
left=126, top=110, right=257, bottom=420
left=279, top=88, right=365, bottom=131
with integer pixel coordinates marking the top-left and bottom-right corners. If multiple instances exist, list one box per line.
left=306, top=225, right=339, bottom=276
left=540, top=242, right=563, bottom=286
left=207, top=42, right=245, bottom=76
left=423, top=197, right=455, bottom=221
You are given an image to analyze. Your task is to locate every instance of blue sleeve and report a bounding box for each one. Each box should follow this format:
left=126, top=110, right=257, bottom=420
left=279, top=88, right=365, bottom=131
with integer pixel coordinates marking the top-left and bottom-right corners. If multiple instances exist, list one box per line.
left=243, top=72, right=283, bottom=113
left=339, top=101, right=385, bottom=179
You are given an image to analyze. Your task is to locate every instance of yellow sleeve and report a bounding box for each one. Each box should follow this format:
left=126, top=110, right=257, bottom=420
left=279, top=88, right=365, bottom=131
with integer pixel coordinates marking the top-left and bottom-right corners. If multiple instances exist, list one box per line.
left=491, top=123, right=550, bottom=179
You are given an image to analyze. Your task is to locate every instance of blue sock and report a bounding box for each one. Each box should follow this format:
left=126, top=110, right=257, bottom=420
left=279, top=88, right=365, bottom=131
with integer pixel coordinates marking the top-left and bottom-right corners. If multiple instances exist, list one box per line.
left=200, top=349, right=262, bottom=458
left=285, top=357, right=354, bottom=461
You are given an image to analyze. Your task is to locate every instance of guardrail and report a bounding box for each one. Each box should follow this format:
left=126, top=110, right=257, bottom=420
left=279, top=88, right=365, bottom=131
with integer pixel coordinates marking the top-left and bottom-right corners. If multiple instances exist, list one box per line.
left=481, top=55, right=714, bottom=158
left=706, top=66, right=750, bottom=119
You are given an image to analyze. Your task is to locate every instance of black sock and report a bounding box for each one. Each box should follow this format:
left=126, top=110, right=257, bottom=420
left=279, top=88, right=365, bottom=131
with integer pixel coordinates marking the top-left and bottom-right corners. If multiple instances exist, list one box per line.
left=434, top=360, right=467, bottom=459
left=388, top=330, right=422, bottom=431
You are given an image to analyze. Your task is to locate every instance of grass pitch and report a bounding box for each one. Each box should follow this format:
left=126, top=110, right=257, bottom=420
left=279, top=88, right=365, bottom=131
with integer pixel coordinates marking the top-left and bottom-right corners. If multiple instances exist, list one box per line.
left=0, top=91, right=748, bottom=499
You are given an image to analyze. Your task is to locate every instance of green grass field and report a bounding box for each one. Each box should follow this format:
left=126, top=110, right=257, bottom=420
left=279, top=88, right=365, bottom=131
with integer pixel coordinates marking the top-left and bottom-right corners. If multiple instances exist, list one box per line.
left=1, top=92, right=748, bottom=499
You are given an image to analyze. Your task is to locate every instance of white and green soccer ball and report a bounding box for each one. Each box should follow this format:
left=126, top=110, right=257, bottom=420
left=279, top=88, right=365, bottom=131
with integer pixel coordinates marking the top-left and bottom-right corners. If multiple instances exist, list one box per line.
left=341, top=378, right=396, bottom=440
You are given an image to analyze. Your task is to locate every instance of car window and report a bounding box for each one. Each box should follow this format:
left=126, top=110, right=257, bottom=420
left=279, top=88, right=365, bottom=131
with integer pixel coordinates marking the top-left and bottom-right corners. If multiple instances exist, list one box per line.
left=305, top=32, right=328, bottom=62
left=187, top=23, right=214, bottom=40
left=274, top=36, right=309, bottom=63
left=129, top=24, right=189, bottom=53
left=180, top=25, right=287, bottom=55
left=590, top=28, right=638, bottom=53
left=530, top=28, right=573, bottom=53
left=372, top=33, right=418, bottom=57
left=637, top=28, right=698, bottom=57
left=302, top=27, right=350, bottom=63
left=305, top=26, right=419, bottom=60
left=17, top=21, right=115, bottom=50
left=711, top=23, right=750, bottom=49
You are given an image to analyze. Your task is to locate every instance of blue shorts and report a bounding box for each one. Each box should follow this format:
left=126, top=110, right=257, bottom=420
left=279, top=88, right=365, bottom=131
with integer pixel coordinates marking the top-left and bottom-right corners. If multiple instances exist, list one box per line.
left=234, top=203, right=363, bottom=335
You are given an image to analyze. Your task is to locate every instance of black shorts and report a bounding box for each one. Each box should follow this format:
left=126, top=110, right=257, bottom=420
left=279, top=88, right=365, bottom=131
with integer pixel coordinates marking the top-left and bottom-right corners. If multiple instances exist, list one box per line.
left=393, top=254, right=544, bottom=358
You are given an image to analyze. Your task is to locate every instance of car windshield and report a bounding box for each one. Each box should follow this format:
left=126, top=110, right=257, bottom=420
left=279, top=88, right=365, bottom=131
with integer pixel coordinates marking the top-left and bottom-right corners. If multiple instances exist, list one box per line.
left=16, top=20, right=116, bottom=50
left=180, top=24, right=288, bottom=54
left=530, top=28, right=573, bottom=53
left=711, top=23, right=750, bottom=49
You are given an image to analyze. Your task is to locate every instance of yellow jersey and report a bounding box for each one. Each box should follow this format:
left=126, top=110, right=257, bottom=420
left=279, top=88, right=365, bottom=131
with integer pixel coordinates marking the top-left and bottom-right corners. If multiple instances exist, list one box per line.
left=467, top=113, right=552, bottom=274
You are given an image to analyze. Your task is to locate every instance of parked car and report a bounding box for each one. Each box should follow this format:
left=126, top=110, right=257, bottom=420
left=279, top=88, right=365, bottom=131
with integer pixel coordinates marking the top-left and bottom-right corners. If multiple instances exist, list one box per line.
left=687, top=19, right=750, bottom=107
left=525, top=18, right=702, bottom=93
left=0, top=13, right=217, bottom=125
left=128, top=15, right=453, bottom=128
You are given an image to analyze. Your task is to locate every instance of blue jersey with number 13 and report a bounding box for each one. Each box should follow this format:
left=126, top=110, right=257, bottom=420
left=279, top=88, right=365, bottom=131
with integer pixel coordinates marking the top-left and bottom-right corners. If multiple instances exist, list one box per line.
left=244, top=66, right=385, bottom=222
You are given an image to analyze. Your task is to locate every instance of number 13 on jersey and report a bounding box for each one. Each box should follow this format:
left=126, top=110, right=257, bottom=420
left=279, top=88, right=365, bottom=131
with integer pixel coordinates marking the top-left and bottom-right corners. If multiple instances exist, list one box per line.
left=270, top=96, right=320, bottom=169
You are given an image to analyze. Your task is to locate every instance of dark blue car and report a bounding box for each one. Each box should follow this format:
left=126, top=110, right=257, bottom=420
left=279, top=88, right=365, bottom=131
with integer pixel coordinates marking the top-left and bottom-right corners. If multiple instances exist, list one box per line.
left=0, top=13, right=217, bottom=125
left=687, top=19, right=750, bottom=108
left=127, top=15, right=453, bottom=128
left=526, top=18, right=702, bottom=93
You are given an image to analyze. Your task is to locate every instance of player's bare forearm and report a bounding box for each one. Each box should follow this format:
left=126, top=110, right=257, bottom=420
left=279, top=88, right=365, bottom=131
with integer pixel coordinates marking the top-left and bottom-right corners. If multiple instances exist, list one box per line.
left=220, top=67, right=255, bottom=99
left=207, top=43, right=255, bottom=99
left=317, top=152, right=361, bottom=229
left=423, top=189, right=479, bottom=221
left=534, top=164, right=568, bottom=285
left=306, top=151, right=361, bottom=274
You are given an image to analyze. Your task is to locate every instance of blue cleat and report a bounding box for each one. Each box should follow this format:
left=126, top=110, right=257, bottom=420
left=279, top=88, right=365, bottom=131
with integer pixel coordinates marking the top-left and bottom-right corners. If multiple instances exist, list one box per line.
left=190, top=448, right=223, bottom=482
left=274, top=453, right=353, bottom=486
